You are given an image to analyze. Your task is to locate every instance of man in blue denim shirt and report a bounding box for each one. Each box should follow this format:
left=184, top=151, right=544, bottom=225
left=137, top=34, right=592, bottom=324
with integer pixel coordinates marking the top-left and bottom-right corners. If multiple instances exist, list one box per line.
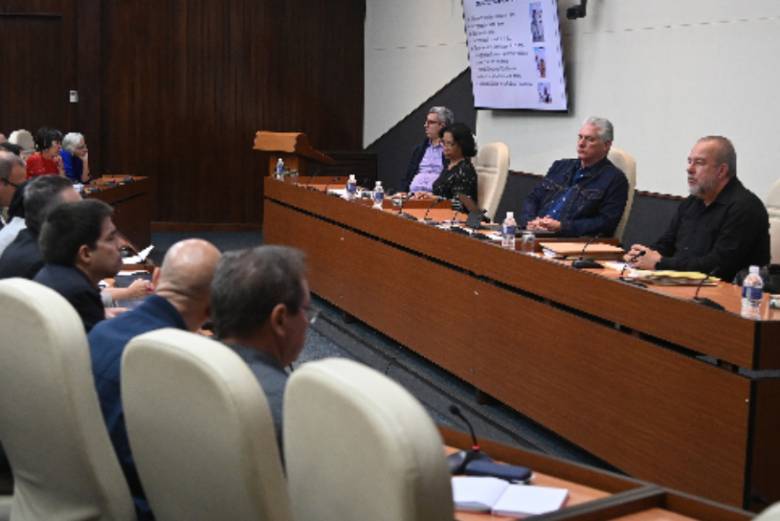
left=520, top=117, right=628, bottom=237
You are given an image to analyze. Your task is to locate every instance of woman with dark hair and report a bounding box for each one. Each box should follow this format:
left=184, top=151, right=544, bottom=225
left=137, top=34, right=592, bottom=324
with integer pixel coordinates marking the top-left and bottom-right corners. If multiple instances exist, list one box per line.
left=432, top=122, right=478, bottom=204
left=25, top=127, right=64, bottom=178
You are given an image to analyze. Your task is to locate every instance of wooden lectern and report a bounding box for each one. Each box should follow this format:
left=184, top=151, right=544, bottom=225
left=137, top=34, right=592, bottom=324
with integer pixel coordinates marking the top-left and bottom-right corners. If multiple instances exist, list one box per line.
left=253, top=131, right=335, bottom=177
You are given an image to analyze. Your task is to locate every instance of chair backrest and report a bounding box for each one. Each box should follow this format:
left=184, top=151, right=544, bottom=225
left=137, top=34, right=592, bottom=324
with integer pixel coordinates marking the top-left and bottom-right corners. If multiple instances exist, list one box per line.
left=7, top=130, right=35, bottom=160
left=608, top=146, right=638, bottom=241
left=766, top=178, right=780, bottom=264
left=0, top=278, right=135, bottom=521
left=474, top=142, right=510, bottom=221
left=121, top=328, right=291, bottom=521
left=756, top=501, right=780, bottom=520
left=284, top=358, right=454, bottom=521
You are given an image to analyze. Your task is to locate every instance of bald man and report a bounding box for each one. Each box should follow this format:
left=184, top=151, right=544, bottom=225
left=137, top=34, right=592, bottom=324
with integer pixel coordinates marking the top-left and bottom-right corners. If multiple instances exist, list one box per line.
left=88, top=239, right=221, bottom=520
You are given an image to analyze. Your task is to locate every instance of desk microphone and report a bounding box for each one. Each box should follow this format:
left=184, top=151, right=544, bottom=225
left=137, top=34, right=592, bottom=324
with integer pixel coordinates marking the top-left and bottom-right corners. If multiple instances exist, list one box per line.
left=692, top=267, right=724, bottom=310
left=422, top=196, right=446, bottom=221
left=618, top=250, right=648, bottom=288
left=572, top=234, right=603, bottom=269
left=446, top=405, right=532, bottom=483
left=396, top=193, right=418, bottom=221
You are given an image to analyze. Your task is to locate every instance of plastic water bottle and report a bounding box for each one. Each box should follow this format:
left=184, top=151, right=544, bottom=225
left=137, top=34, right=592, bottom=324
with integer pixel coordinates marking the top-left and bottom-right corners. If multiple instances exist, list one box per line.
left=740, top=265, right=763, bottom=318
left=345, top=174, right=357, bottom=200
left=275, top=158, right=285, bottom=180
left=372, top=181, right=384, bottom=209
left=501, top=211, right=517, bottom=250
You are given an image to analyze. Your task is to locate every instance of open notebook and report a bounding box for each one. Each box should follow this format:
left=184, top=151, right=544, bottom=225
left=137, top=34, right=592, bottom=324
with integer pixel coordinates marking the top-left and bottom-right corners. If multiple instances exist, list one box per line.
left=452, top=476, right=568, bottom=517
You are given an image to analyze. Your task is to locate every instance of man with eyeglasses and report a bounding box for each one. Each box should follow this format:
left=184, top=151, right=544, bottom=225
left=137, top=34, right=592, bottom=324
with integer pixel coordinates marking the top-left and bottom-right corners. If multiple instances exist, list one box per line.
left=0, top=151, right=26, bottom=228
left=210, top=245, right=313, bottom=452
left=401, top=106, right=455, bottom=193
left=520, top=116, right=628, bottom=237
left=87, top=238, right=221, bottom=520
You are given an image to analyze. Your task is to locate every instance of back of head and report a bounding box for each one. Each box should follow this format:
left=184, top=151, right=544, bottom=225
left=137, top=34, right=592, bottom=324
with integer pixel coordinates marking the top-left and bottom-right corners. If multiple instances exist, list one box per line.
left=0, top=141, right=23, bottom=156
left=156, top=238, right=221, bottom=306
left=211, top=245, right=306, bottom=339
left=34, top=126, right=63, bottom=152
left=39, top=199, right=113, bottom=266
left=23, top=175, right=75, bottom=233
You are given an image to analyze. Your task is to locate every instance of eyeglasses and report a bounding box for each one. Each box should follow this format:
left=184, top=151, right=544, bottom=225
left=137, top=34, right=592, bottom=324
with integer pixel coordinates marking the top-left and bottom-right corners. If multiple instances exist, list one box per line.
left=1, top=179, right=19, bottom=189
left=302, top=304, right=320, bottom=326
left=424, top=119, right=441, bottom=127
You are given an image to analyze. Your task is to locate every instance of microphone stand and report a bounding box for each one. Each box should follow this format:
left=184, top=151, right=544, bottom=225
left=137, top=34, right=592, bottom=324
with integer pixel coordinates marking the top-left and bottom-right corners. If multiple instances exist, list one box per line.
left=422, top=196, right=444, bottom=222
left=692, top=268, right=724, bottom=310
left=572, top=234, right=603, bottom=269
left=618, top=250, right=647, bottom=288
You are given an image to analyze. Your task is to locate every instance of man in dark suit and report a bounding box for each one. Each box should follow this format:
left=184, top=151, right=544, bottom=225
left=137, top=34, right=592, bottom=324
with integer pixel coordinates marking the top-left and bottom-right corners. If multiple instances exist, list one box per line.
left=520, top=116, right=629, bottom=237
left=34, top=199, right=122, bottom=332
left=0, top=175, right=79, bottom=279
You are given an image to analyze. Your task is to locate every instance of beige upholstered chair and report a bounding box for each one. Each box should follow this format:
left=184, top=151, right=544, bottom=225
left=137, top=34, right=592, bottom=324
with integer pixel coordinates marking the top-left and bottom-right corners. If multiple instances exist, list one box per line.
left=0, top=278, right=135, bottom=521
left=766, top=178, right=780, bottom=264
left=121, top=328, right=291, bottom=521
left=474, top=142, right=510, bottom=221
left=756, top=502, right=780, bottom=520
left=7, top=130, right=35, bottom=161
left=284, top=358, right=454, bottom=521
left=608, top=146, right=638, bottom=241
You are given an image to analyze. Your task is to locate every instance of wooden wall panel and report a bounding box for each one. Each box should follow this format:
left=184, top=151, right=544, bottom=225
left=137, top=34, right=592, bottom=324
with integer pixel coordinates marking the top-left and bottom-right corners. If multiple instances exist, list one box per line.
left=100, top=0, right=365, bottom=224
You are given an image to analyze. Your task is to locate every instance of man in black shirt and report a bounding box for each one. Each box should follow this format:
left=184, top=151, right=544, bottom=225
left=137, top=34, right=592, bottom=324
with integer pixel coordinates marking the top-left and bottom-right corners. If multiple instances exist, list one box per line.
left=34, top=199, right=123, bottom=332
left=625, top=136, right=769, bottom=282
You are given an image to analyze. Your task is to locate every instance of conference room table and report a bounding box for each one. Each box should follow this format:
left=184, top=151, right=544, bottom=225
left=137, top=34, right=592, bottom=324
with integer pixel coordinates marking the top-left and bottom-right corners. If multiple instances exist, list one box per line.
left=262, top=176, right=780, bottom=511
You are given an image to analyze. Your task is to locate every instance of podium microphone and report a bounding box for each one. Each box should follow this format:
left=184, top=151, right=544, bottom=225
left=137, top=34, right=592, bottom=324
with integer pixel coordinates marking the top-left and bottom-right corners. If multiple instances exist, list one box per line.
left=572, top=234, right=603, bottom=269
left=692, top=267, right=724, bottom=310
left=446, top=405, right=532, bottom=482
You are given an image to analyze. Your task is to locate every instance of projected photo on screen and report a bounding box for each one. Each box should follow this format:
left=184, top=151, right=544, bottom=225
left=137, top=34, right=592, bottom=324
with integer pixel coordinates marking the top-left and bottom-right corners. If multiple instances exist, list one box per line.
left=463, top=0, right=568, bottom=111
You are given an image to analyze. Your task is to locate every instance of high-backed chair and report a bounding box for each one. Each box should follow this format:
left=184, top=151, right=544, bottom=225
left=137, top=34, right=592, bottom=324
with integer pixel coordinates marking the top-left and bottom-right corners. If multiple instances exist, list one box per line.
left=756, top=502, right=780, bottom=520
left=284, top=358, right=453, bottom=521
left=0, top=278, right=135, bottom=521
left=474, top=142, right=510, bottom=221
left=766, top=178, right=780, bottom=264
left=7, top=130, right=35, bottom=160
left=121, top=328, right=291, bottom=521
left=608, top=146, right=638, bottom=241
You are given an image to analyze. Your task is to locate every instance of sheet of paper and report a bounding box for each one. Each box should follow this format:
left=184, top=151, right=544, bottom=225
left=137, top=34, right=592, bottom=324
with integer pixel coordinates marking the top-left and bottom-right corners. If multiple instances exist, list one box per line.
left=491, top=484, right=568, bottom=517
left=452, top=476, right=508, bottom=512
left=122, top=245, right=154, bottom=264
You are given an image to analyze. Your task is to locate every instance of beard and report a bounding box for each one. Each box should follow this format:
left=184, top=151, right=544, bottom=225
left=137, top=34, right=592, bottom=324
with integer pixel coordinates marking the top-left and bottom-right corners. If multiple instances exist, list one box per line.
left=688, top=175, right=718, bottom=199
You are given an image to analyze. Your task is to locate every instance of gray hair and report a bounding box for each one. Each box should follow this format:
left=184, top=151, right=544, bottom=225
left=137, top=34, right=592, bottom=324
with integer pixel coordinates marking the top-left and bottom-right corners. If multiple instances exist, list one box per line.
left=23, top=175, right=74, bottom=233
left=698, top=135, right=737, bottom=178
left=0, top=151, right=24, bottom=182
left=62, top=132, right=85, bottom=153
left=429, top=106, right=455, bottom=127
left=583, top=116, right=614, bottom=142
left=211, top=245, right=307, bottom=339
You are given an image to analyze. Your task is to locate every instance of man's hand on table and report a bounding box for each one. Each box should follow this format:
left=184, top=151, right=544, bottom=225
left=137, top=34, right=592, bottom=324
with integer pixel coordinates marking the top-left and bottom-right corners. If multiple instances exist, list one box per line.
left=624, top=244, right=662, bottom=270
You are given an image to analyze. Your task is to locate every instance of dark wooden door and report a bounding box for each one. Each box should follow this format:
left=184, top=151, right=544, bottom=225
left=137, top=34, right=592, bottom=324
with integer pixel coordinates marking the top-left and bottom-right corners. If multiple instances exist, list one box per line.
left=0, top=2, right=76, bottom=137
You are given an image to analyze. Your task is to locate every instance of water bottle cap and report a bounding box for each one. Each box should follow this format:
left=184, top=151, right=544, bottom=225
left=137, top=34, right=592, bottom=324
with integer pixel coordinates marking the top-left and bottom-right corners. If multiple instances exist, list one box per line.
left=375, top=181, right=382, bottom=187
left=749, top=265, right=760, bottom=274
left=506, top=211, right=514, bottom=219
left=348, top=174, right=356, bottom=181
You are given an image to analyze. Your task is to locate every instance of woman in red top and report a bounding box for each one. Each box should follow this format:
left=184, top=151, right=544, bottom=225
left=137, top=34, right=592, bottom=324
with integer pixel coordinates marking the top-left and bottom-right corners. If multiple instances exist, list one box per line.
left=26, top=127, right=65, bottom=178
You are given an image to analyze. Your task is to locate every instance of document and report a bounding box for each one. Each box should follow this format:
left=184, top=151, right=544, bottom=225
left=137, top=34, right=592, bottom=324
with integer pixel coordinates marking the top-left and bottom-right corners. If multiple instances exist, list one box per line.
left=452, top=476, right=568, bottom=516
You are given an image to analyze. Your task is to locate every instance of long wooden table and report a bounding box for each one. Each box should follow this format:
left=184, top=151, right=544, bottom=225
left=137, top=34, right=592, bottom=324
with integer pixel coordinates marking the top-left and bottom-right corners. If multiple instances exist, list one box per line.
left=262, top=177, right=780, bottom=510
left=85, top=175, right=153, bottom=248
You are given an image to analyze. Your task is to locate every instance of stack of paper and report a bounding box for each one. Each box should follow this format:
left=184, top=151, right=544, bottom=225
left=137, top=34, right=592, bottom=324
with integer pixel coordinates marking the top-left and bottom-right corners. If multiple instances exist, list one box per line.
left=452, top=476, right=568, bottom=517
